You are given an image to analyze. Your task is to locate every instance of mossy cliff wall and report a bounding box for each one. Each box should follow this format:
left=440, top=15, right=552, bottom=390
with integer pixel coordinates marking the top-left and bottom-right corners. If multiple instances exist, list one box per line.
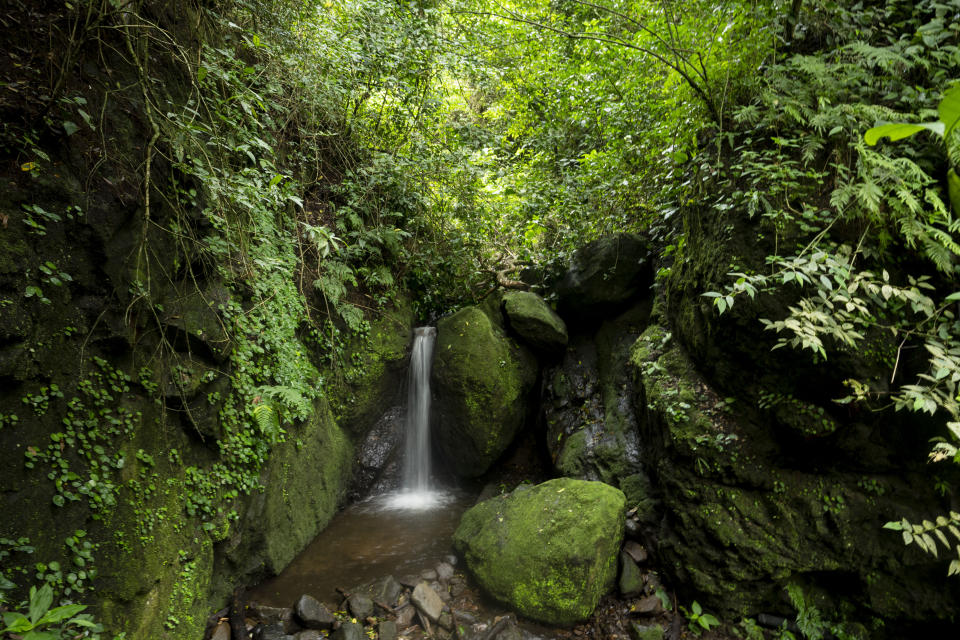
left=0, top=3, right=414, bottom=639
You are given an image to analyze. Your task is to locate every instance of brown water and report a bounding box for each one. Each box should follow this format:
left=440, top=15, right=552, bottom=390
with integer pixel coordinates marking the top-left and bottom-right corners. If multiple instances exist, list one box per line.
left=249, top=489, right=474, bottom=607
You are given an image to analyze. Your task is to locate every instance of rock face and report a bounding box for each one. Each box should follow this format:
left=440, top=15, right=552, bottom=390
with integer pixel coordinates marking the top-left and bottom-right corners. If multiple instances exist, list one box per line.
left=542, top=301, right=652, bottom=511
left=630, top=321, right=960, bottom=623
left=431, top=305, right=538, bottom=478
left=453, top=477, right=625, bottom=624
left=501, top=291, right=568, bottom=352
left=555, top=234, right=651, bottom=319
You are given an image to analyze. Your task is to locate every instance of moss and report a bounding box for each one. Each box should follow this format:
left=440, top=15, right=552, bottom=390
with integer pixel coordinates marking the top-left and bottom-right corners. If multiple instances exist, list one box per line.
left=501, top=290, right=568, bottom=352
left=432, top=305, right=537, bottom=477
left=453, top=478, right=625, bottom=625
left=329, top=294, right=414, bottom=436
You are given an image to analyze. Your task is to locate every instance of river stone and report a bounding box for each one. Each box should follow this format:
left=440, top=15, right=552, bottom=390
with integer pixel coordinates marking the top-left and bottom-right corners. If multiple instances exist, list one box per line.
left=624, top=541, right=648, bottom=564
left=212, top=620, right=231, bottom=640
left=295, top=631, right=323, bottom=640
left=619, top=551, right=644, bottom=597
left=361, top=574, right=403, bottom=609
left=378, top=620, right=398, bottom=640
left=432, top=305, right=538, bottom=477
left=348, top=592, right=374, bottom=620
left=435, top=561, right=455, bottom=583
left=630, top=623, right=665, bottom=640
left=453, top=477, right=626, bottom=624
left=332, top=622, right=363, bottom=640
left=412, top=582, right=445, bottom=622
left=502, top=291, right=568, bottom=352
left=294, top=595, right=334, bottom=630
left=395, top=604, right=416, bottom=628
left=254, top=624, right=292, bottom=640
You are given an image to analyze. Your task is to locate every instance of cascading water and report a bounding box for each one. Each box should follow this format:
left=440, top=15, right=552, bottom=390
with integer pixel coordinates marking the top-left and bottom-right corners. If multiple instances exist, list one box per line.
left=385, top=326, right=448, bottom=510
left=402, top=326, right=436, bottom=492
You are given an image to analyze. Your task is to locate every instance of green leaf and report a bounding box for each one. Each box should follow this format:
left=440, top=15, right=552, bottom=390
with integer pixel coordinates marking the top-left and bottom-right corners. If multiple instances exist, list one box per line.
left=197, top=67, right=207, bottom=82
left=28, top=583, right=53, bottom=624
left=938, top=84, right=960, bottom=139
left=38, top=603, right=86, bottom=626
left=62, top=121, right=79, bottom=136
left=945, top=291, right=960, bottom=302
left=949, top=169, right=960, bottom=217
left=2, top=611, right=32, bottom=633
left=883, top=521, right=902, bottom=530
left=22, top=630, right=59, bottom=640
left=864, top=122, right=943, bottom=145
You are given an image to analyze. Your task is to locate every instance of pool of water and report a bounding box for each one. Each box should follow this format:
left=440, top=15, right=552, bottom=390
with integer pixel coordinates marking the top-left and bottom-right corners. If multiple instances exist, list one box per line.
left=248, top=488, right=474, bottom=607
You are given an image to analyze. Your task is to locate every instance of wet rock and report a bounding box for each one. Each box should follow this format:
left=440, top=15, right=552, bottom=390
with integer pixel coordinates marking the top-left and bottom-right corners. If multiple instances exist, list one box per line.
left=624, top=541, right=648, bottom=564
left=412, top=582, right=445, bottom=622
left=399, top=574, right=421, bottom=589
left=377, top=620, right=398, bottom=640
left=347, top=593, right=374, bottom=621
left=420, top=568, right=438, bottom=582
left=555, top=233, right=651, bottom=320
left=332, top=622, right=364, bottom=640
left=619, top=551, right=645, bottom=597
left=629, top=622, right=665, bottom=640
left=212, top=620, right=231, bottom=640
left=453, top=477, right=626, bottom=625
left=502, top=291, right=568, bottom=352
left=252, top=606, right=287, bottom=626
left=494, top=619, right=524, bottom=640
left=630, top=595, right=663, bottom=616
left=282, top=609, right=302, bottom=635
left=350, top=406, right=404, bottom=499
left=294, top=595, right=334, bottom=630
left=449, top=576, right=467, bottom=598
left=444, top=554, right=458, bottom=566
left=254, top=624, right=292, bottom=640
left=295, top=631, right=323, bottom=640
left=395, top=604, right=416, bottom=628
left=435, top=562, right=455, bottom=583
left=624, top=517, right=641, bottom=539
left=432, top=305, right=538, bottom=477
left=429, top=581, right=450, bottom=602
left=438, top=612, right=454, bottom=631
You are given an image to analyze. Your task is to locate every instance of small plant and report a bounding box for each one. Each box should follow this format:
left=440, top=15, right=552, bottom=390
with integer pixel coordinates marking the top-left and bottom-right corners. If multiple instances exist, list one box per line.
left=0, top=583, right=102, bottom=639
left=681, top=600, right=720, bottom=635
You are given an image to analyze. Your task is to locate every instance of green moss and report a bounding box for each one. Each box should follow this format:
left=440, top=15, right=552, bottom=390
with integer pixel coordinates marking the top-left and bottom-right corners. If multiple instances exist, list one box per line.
left=433, top=305, right=537, bottom=477
left=453, top=478, right=625, bottom=624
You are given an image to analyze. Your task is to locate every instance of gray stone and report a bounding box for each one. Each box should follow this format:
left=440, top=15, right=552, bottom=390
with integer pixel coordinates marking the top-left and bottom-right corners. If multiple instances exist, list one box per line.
left=555, top=233, right=650, bottom=317
left=294, top=595, right=334, bottom=630
left=347, top=592, right=374, bottom=620
left=295, top=631, right=323, bottom=640
left=629, top=622, right=665, bottom=640
left=630, top=595, right=663, bottom=616
left=399, top=574, right=421, bottom=588
left=212, top=620, right=231, bottom=640
left=429, top=581, right=450, bottom=602
left=435, top=562, right=455, bottom=583
left=420, top=568, right=438, bottom=581
left=365, top=575, right=403, bottom=608
left=253, top=606, right=287, bottom=625
left=377, top=620, right=398, bottom=640
left=255, top=624, right=293, bottom=640
left=412, top=582, right=445, bottom=622
left=395, top=604, right=416, bottom=628
left=624, top=541, right=648, bottom=564
left=332, top=622, right=364, bottom=640
left=438, top=612, right=454, bottom=631
left=282, top=608, right=302, bottom=635
left=502, top=291, right=568, bottom=352
left=619, top=551, right=645, bottom=597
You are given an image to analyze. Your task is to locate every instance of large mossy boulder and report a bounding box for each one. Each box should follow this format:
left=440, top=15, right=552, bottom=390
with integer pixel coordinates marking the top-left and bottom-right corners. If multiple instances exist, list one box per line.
left=630, top=322, right=960, bottom=626
left=453, top=478, right=626, bottom=624
left=431, top=305, right=537, bottom=478
left=502, top=291, right=568, bottom=352
left=555, top=233, right=651, bottom=320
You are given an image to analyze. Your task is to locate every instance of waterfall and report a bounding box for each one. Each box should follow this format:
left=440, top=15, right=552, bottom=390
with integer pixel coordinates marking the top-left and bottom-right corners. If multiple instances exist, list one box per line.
left=402, top=327, right=436, bottom=493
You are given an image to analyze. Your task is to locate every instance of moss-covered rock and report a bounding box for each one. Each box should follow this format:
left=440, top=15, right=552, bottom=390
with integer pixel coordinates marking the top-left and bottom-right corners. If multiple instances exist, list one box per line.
left=501, top=291, right=568, bottom=352
left=431, top=305, right=537, bottom=477
left=630, top=321, right=960, bottom=626
left=541, top=301, right=652, bottom=508
left=329, top=295, right=415, bottom=437
left=453, top=478, right=625, bottom=624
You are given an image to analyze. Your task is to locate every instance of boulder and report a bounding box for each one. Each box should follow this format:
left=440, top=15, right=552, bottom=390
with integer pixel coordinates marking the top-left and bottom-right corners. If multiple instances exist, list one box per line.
left=541, top=302, right=653, bottom=513
left=501, top=291, right=568, bottom=352
left=619, top=551, right=644, bottom=597
left=294, top=595, right=335, bottom=630
left=411, top=581, right=445, bottom=622
left=555, top=234, right=651, bottom=319
left=453, top=477, right=626, bottom=624
left=432, top=305, right=537, bottom=477
left=347, top=592, right=374, bottom=620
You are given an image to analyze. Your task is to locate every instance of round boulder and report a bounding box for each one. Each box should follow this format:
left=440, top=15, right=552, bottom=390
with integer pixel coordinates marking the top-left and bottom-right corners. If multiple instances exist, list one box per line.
left=453, top=478, right=626, bottom=624
left=502, top=291, right=569, bottom=352
left=432, top=306, right=537, bottom=477
left=556, top=234, right=651, bottom=319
